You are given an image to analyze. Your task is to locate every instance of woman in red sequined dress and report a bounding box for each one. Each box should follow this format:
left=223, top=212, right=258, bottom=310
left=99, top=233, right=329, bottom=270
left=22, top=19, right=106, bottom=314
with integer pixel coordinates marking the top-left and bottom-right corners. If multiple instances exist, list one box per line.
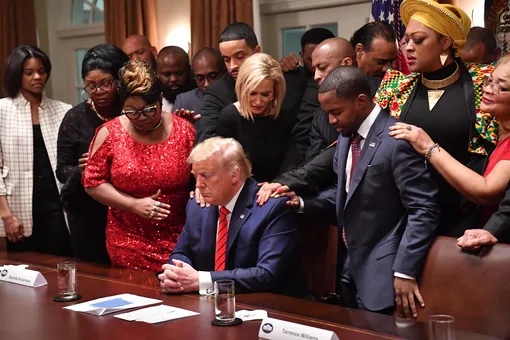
left=83, top=60, right=195, bottom=272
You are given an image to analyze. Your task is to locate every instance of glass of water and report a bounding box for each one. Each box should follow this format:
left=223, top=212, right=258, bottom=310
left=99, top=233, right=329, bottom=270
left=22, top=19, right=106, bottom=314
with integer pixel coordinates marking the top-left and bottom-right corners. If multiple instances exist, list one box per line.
left=428, top=314, right=456, bottom=340
left=57, top=261, right=77, bottom=299
left=214, top=279, right=236, bottom=323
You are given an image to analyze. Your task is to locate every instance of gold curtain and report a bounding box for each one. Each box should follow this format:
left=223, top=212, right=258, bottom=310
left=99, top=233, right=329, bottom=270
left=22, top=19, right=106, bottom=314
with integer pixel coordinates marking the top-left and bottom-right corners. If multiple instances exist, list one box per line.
left=190, top=0, right=253, bottom=56
left=0, top=0, right=37, bottom=97
left=104, top=0, right=159, bottom=50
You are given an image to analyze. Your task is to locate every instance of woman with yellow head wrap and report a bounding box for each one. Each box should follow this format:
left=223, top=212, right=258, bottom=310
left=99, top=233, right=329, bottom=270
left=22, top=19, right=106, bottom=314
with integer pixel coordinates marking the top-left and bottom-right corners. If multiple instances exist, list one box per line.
left=375, top=0, right=497, bottom=238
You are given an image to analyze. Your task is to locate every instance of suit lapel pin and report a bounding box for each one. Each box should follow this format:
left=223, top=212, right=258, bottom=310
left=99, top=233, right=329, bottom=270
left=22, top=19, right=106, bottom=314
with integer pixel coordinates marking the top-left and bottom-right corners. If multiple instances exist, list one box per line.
left=240, top=214, right=245, bottom=219
left=369, top=142, right=376, bottom=148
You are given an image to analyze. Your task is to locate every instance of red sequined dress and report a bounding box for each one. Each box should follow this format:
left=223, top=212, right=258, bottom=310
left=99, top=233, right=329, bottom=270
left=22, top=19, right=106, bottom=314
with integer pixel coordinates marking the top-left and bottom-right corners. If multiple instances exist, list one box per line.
left=83, top=115, right=195, bottom=272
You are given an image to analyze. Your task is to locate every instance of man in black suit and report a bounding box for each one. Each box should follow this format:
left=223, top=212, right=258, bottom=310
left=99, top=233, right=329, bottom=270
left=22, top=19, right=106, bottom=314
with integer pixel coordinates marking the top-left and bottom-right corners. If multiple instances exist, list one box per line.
left=195, top=22, right=306, bottom=145
left=293, top=23, right=400, bottom=165
left=260, top=67, right=440, bottom=318
left=173, top=48, right=225, bottom=115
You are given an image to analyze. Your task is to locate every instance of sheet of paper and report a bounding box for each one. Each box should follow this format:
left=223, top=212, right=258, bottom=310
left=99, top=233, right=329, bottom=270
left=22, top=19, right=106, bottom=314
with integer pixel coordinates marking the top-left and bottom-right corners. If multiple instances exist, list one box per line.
left=114, top=305, right=200, bottom=324
left=63, top=293, right=162, bottom=316
left=236, top=309, right=268, bottom=321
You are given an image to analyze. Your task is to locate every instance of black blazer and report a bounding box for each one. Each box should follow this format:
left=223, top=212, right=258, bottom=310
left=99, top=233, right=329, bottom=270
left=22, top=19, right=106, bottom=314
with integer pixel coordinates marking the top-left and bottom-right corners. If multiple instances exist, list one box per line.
left=484, top=182, right=510, bottom=244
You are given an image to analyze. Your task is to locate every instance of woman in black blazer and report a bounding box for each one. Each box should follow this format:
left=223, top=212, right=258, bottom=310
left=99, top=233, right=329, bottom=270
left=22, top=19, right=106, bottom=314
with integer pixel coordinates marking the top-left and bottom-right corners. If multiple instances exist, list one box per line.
left=216, top=53, right=295, bottom=182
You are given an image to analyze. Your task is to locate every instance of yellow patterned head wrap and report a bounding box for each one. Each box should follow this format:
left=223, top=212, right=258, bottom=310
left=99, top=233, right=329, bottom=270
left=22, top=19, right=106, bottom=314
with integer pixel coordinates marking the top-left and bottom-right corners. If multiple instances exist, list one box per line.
left=400, top=0, right=471, bottom=55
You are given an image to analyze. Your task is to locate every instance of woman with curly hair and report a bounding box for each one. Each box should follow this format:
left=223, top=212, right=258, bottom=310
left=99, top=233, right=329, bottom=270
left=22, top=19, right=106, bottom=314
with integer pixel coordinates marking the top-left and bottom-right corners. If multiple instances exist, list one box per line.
left=83, top=60, right=195, bottom=271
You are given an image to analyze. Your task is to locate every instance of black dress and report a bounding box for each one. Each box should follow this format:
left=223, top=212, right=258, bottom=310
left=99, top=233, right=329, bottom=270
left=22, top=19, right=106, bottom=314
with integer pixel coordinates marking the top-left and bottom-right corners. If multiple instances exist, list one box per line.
left=216, top=104, right=295, bottom=183
left=7, top=125, right=72, bottom=256
left=56, top=101, right=110, bottom=263
left=403, top=61, right=479, bottom=236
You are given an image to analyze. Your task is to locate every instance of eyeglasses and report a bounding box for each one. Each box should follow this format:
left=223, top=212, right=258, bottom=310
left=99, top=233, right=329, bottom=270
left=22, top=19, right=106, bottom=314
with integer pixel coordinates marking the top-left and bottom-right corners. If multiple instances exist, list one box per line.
left=83, top=79, right=114, bottom=94
left=121, top=104, right=158, bottom=120
left=194, top=72, right=222, bottom=85
left=483, top=76, right=509, bottom=95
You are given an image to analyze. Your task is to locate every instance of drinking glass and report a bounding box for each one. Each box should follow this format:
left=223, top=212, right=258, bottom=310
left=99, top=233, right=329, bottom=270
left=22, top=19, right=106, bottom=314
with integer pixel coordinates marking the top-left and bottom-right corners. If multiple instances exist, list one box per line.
left=57, top=261, right=77, bottom=299
left=428, top=314, right=455, bottom=340
left=214, top=279, right=236, bottom=323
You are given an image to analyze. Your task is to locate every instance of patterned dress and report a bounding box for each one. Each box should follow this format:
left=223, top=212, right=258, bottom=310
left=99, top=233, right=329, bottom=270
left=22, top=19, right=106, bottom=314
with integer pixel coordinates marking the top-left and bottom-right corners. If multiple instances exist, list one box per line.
left=83, top=115, right=195, bottom=272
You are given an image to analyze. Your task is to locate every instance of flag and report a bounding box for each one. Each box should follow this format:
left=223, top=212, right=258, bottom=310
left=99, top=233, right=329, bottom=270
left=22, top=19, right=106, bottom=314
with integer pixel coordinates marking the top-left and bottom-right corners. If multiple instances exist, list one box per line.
left=371, top=0, right=410, bottom=74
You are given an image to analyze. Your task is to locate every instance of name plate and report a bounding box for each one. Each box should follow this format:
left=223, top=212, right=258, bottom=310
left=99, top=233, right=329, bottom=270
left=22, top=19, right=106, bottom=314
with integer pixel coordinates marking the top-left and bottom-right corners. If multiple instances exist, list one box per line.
left=0, top=264, right=47, bottom=287
left=259, top=317, right=339, bottom=340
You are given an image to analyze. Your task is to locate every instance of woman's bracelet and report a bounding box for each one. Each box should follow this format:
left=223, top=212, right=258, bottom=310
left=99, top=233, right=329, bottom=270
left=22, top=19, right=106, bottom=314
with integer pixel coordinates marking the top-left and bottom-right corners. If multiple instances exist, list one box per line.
left=424, top=143, right=440, bottom=167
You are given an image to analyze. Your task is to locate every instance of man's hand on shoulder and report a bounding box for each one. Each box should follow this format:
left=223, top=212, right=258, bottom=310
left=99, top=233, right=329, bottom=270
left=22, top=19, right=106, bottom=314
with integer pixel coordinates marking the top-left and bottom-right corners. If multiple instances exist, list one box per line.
left=394, top=277, right=425, bottom=318
left=159, top=260, right=199, bottom=293
left=279, top=53, right=301, bottom=72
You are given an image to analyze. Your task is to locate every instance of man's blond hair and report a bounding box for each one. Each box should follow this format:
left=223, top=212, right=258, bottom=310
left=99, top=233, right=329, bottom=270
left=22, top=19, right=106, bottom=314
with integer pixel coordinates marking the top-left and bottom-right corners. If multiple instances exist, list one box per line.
left=187, top=137, right=252, bottom=178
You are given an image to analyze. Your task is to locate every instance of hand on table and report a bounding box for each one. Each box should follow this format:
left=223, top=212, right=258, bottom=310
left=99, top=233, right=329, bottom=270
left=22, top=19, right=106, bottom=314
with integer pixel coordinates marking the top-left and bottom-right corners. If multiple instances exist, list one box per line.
left=3, top=215, right=23, bottom=242
left=159, top=260, right=199, bottom=293
left=394, top=277, right=425, bottom=318
left=457, top=229, right=498, bottom=251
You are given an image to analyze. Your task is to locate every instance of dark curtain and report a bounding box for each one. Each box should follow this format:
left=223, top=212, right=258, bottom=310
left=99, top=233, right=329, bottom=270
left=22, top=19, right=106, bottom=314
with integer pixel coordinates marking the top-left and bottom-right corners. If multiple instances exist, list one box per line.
left=190, top=0, right=253, bottom=56
left=104, top=0, right=159, bottom=50
left=0, top=0, right=37, bottom=97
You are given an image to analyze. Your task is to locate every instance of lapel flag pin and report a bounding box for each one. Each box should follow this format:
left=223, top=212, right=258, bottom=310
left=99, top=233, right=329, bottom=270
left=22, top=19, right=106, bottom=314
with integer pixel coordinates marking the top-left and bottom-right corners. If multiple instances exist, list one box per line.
left=369, top=142, right=376, bottom=148
left=240, top=214, right=245, bottom=219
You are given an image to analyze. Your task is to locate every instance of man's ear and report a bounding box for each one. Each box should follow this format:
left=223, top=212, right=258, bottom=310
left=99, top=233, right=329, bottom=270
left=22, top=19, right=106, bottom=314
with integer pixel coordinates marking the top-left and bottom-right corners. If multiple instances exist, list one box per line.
left=151, top=46, right=158, bottom=58
left=357, top=94, right=368, bottom=110
left=299, top=51, right=304, bottom=59
left=254, top=45, right=262, bottom=53
left=342, top=57, right=354, bottom=66
left=355, top=43, right=364, bottom=59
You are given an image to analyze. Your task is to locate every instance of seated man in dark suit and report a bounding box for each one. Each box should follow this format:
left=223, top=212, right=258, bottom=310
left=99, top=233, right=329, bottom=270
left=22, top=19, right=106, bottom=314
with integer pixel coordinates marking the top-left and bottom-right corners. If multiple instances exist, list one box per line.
left=173, top=47, right=225, bottom=116
left=158, top=137, right=307, bottom=298
left=259, top=67, right=440, bottom=318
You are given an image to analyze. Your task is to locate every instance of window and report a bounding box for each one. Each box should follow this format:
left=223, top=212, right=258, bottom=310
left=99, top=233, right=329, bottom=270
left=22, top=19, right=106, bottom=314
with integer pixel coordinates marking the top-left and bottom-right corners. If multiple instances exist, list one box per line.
left=75, top=49, right=88, bottom=103
left=282, top=27, right=306, bottom=57
left=71, top=0, right=104, bottom=25
left=282, top=23, right=339, bottom=57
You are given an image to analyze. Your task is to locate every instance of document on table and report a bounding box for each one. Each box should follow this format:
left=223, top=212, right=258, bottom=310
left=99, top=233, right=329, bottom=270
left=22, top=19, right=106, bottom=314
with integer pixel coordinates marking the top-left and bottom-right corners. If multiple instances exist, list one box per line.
left=114, top=305, right=200, bottom=324
left=63, top=293, right=162, bottom=316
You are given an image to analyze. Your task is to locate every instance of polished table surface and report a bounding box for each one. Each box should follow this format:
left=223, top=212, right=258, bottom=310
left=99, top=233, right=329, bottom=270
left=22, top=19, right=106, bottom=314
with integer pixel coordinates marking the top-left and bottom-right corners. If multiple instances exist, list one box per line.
left=0, top=252, right=500, bottom=340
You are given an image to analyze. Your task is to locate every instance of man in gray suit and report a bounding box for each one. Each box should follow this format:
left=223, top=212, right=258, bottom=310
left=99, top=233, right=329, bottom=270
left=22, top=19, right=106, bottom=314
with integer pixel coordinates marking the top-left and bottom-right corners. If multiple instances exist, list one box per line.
left=173, top=48, right=225, bottom=117
left=267, top=66, right=440, bottom=318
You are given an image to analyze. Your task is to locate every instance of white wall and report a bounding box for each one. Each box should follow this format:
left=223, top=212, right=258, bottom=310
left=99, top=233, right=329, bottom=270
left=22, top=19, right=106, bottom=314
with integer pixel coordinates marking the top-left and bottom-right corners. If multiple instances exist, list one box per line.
left=261, top=1, right=371, bottom=59
left=455, top=0, right=485, bottom=27
left=156, top=0, right=191, bottom=52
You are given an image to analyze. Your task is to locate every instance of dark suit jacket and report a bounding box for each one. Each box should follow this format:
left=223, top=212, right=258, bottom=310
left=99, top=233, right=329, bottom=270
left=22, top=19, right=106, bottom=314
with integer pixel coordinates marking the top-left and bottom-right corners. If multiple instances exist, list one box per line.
left=308, top=110, right=440, bottom=311
left=169, top=178, right=308, bottom=298
left=303, top=76, right=384, bottom=164
left=195, top=68, right=308, bottom=145
left=484, top=182, right=510, bottom=244
left=174, top=88, right=204, bottom=114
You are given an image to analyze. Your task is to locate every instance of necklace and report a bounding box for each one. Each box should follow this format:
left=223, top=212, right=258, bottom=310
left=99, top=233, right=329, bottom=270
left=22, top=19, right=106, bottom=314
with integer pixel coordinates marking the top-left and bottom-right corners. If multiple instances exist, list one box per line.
left=90, top=100, right=109, bottom=122
left=421, top=62, right=461, bottom=111
left=134, top=118, right=164, bottom=132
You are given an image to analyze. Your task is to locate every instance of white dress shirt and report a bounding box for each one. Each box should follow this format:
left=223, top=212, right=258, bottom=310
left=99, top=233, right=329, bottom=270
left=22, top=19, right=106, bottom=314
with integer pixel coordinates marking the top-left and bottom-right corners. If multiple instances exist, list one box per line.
left=198, top=183, right=245, bottom=294
left=162, top=98, right=173, bottom=113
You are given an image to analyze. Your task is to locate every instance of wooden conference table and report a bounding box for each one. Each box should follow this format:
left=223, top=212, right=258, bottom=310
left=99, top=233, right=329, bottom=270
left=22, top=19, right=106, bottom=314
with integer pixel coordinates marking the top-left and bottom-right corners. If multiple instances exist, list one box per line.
left=0, top=252, right=500, bottom=340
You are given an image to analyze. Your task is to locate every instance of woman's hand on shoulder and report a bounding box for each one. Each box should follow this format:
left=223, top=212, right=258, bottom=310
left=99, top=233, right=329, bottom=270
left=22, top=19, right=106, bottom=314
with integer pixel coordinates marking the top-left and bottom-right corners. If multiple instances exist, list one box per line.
left=388, top=122, right=435, bottom=156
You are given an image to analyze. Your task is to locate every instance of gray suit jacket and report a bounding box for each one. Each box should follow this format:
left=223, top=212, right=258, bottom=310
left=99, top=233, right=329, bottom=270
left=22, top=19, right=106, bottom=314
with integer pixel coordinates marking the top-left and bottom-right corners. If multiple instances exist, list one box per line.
left=174, top=88, right=204, bottom=114
left=316, top=110, right=440, bottom=311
